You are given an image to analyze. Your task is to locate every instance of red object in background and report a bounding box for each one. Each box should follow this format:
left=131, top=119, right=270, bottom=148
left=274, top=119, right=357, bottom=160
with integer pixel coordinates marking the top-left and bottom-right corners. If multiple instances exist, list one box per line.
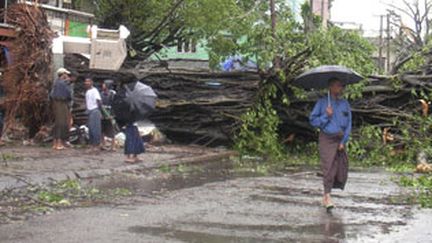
left=64, top=17, right=70, bottom=36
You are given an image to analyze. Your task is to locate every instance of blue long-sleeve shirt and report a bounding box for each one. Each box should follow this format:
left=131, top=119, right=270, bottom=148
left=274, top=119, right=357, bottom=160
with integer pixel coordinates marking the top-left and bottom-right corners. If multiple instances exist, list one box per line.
left=309, top=96, right=352, bottom=145
left=50, top=78, right=72, bottom=101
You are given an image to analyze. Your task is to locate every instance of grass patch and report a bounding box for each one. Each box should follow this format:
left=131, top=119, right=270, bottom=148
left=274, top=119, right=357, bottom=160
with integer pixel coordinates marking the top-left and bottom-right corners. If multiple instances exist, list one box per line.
left=0, top=152, right=21, bottom=162
left=158, top=164, right=172, bottom=173
left=0, top=179, right=135, bottom=223
left=112, top=188, right=132, bottom=197
left=233, top=142, right=320, bottom=175
left=387, top=163, right=416, bottom=173
left=396, top=175, right=432, bottom=208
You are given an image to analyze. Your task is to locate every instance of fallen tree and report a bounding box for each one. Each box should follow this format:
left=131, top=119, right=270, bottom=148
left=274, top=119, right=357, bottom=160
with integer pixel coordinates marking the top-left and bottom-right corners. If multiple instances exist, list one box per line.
left=1, top=3, right=54, bottom=139
left=1, top=1, right=430, bottom=155
left=63, top=54, right=432, bottom=149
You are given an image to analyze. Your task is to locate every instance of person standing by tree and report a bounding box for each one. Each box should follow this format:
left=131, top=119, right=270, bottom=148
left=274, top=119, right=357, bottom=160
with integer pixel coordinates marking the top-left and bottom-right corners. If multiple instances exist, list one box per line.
left=123, top=122, right=145, bottom=163
left=84, top=77, right=103, bottom=152
left=50, top=68, right=72, bottom=150
left=309, top=77, right=351, bottom=210
left=100, top=80, right=117, bottom=151
left=65, top=71, right=78, bottom=147
left=112, top=76, right=146, bottom=164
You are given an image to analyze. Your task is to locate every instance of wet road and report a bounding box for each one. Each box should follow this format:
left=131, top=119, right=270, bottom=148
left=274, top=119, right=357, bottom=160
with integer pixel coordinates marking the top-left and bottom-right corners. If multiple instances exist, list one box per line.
left=1, top=165, right=431, bottom=243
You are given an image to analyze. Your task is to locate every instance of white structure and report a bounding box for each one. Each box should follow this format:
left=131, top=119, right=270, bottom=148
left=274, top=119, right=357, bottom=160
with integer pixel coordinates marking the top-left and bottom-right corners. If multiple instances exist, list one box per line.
left=53, top=25, right=130, bottom=71
left=22, top=1, right=130, bottom=71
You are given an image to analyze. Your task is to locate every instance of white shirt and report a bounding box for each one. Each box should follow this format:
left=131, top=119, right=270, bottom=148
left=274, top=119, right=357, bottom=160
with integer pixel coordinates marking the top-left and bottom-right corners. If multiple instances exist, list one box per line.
left=85, top=87, right=102, bottom=111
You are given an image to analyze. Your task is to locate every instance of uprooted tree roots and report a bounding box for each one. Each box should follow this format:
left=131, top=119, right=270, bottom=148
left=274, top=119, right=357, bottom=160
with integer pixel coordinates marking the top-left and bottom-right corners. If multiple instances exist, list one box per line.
left=2, top=3, right=55, bottom=139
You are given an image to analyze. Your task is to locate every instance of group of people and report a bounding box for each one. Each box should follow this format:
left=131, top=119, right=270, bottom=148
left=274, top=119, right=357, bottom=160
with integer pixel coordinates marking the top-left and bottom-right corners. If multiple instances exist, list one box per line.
left=48, top=67, right=351, bottom=208
left=50, top=68, right=144, bottom=163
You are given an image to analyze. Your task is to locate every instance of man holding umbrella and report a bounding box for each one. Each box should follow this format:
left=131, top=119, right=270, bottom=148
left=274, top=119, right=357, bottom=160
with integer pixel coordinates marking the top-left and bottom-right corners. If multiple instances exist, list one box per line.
left=309, top=77, right=351, bottom=209
left=112, top=75, right=157, bottom=163
left=294, top=65, right=360, bottom=211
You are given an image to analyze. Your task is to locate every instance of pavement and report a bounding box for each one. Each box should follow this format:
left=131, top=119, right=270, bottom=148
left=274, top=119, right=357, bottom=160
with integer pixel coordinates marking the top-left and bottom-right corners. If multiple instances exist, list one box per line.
left=1, top=166, right=431, bottom=242
left=1, top=145, right=432, bottom=242
left=0, top=144, right=236, bottom=191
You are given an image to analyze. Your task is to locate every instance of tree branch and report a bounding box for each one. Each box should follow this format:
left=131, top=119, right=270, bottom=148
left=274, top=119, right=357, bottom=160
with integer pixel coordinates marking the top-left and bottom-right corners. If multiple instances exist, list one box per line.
left=133, top=0, right=185, bottom=44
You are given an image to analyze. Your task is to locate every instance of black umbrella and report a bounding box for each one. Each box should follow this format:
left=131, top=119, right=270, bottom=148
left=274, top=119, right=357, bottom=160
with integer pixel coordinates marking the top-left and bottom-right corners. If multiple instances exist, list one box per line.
left=292, top=65, right=363, bottom=90
left=112, top=81, right=157, bottom=124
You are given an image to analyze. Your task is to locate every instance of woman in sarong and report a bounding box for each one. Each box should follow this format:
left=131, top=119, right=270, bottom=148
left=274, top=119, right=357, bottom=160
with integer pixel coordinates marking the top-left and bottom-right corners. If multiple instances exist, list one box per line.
left=123, top=123, right=144, bottom=163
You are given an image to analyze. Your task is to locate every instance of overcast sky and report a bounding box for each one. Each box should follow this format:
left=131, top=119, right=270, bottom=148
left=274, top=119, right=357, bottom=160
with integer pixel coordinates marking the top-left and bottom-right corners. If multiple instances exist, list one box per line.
left=331, top=0, right=402, bottom=36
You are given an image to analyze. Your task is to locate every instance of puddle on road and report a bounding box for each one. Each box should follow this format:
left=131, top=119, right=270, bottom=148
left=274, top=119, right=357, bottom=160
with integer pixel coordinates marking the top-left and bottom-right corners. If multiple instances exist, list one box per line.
left=128, top=225, right=286, bottom=243
left=89, top=158, right=263, bottom=196
left=127, top=217, right=350, bottom=243
left=87, top=160, right=428, bottom=242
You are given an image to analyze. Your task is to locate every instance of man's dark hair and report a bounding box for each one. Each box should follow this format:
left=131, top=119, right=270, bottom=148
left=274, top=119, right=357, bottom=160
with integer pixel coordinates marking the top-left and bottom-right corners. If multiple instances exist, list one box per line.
left=328, top=77, right=343, bottom=86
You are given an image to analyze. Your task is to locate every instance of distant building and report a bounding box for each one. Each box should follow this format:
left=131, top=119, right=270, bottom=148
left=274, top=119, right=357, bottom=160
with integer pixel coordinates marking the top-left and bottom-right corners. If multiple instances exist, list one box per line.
left=310, top=0, right=330, bottom=28
left=154, top=1, right=310, bottom=62
left=38, top=2, right=93, bottom=37
left=0, top=0, right=93, bottom=37
left=40, top=0, right=71, bottom=8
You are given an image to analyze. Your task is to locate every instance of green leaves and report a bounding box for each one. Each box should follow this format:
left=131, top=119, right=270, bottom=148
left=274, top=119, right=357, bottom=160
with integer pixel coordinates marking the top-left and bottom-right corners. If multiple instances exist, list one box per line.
left=306, top=27, right=376, bottom=76
left=93, top=1, right=378, bottom=162
left=398, top=175, right=432, bottom=208
left=235, top=98, right=284, bottom=162
left=94, top=0, right=243, bottom=58
left=228, top=2, right=376, bottom=161
left=37, top=191, right=64, bottom=204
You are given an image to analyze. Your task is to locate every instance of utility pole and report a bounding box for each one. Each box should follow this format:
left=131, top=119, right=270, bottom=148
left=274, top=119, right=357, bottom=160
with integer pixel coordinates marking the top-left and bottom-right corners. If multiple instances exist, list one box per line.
left=270, top=0, right=280, bottom=70
left=378, top=15, right=384, bottom=73
left=4, top=0, right=7, bottom=24
left=321, top=0, right=326, bottom=29
left=386, top=13, right=391, bottom=74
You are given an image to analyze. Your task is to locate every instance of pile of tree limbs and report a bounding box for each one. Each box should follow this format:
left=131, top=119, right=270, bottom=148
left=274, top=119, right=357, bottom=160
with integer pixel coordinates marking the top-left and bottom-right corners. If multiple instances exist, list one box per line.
left=282, top=73, right=430, bottom=145
left=65, top=52, right=432, bottom=147
left=65, top=55, right=259, bottom=146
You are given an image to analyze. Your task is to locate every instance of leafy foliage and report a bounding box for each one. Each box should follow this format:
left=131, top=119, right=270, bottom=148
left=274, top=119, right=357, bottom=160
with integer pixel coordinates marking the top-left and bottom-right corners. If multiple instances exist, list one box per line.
left=388, top=0, right=432, bottom=73
left=306, top=27, right=377, bottom=75
left=347, top=125, right=389, bottom=166
left=398, top=175, right=432, bottom=208
left=235, top=97, right=283, bottom=162
left=93, top=0, right=376, bottom=161
left=93, top=0, right=241, bottom=59
left=397, top=44, right=431, bottom=73
left=229, top=2, right=376, bottom=161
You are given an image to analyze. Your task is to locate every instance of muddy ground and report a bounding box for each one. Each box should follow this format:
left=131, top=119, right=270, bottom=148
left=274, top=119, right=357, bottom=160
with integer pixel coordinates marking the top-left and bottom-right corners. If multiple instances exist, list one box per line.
left=0, top=145, right=233, bottom=190
left=0, top=157, right=431, bottom=243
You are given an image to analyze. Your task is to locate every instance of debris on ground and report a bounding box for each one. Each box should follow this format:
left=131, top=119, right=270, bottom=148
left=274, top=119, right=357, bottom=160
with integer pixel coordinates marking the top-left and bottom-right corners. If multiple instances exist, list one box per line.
left=0, top=179, right=132, bottom=225
left=416, top=151, right=432, bottom=173
left=416, top=162, right=432, bottom=173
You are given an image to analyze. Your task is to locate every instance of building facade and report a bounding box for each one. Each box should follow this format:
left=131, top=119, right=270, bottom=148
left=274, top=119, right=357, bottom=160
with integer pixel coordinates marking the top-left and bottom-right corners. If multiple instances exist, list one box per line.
left=155, top=0, right=310, bottom=61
